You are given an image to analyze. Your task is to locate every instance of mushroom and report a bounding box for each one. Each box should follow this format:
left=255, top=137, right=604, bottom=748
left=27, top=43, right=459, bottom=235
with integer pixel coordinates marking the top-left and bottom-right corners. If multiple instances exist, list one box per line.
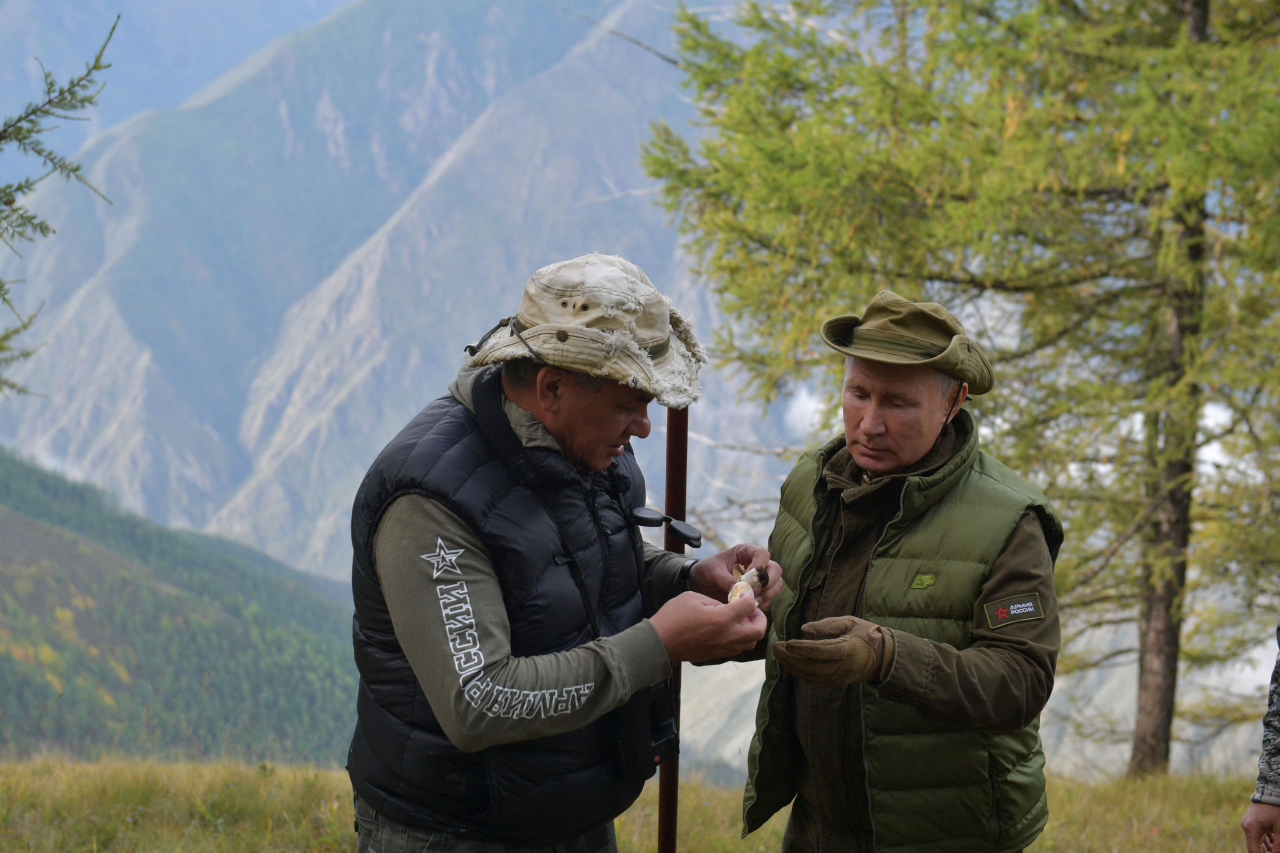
left=728, top=563, right=769, bottom=603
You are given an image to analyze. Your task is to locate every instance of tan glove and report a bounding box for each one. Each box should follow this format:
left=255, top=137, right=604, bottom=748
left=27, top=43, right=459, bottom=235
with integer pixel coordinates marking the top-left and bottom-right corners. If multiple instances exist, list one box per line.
left=772, top=615, right=894, bottom=688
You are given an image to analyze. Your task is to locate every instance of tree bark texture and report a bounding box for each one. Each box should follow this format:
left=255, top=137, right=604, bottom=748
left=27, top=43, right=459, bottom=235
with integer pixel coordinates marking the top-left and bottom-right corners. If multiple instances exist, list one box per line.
left=1129, top=400, right=1195, bottom=775
left=1128, top=1, right=1208, bottom=770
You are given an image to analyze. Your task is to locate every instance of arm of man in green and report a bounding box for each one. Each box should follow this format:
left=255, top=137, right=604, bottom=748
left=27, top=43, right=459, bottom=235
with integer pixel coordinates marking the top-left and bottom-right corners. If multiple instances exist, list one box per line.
left=373, top=493, right=688, bottom=753
left=875, top=511, right=1059, bottom=729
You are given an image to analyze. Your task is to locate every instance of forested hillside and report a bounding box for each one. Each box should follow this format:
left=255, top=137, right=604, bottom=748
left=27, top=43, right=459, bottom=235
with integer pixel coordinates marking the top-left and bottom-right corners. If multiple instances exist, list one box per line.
left=0, top=449, right=356, bottom=763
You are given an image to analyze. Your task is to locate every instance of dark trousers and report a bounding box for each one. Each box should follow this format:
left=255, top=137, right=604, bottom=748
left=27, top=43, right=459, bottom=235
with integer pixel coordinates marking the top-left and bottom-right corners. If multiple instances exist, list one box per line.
left=353, top=794, right=618, bottom=853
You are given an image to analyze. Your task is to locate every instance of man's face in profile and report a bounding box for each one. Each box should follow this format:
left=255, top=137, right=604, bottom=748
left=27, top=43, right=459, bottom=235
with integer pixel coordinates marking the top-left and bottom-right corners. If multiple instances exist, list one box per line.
left=841, top=357, right=964, bottom=477
left=543, top=373, right=655, bottom=472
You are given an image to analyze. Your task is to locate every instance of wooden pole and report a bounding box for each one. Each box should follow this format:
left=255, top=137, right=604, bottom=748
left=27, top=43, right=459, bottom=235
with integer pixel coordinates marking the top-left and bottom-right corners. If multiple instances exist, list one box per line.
left=658, top=405, right=689, bottom=853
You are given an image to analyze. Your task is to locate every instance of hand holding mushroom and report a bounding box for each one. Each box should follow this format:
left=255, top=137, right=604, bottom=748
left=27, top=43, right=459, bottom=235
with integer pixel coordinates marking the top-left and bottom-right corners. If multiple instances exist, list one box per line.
left=686, top=544, right=783, bottom=610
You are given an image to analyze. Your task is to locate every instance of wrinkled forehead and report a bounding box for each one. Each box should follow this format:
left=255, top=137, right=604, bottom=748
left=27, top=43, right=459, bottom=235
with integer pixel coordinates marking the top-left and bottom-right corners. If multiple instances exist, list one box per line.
left=844, top=355, right=944, bottom=392
left=594, top=377, right=655, bottom=406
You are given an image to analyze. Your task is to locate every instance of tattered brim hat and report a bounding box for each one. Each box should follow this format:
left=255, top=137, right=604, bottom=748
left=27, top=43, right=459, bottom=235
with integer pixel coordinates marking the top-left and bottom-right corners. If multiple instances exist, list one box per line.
left=820, top=290, right=994, bottom=395
left=466, top=253, right=707, bottom=409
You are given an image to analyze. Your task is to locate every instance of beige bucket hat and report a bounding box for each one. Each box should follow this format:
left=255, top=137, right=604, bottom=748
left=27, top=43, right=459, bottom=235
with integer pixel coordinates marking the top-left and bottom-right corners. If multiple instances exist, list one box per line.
left=465, top=253, right=707, bottom=409
left=820, top=290, right=994, bottom=394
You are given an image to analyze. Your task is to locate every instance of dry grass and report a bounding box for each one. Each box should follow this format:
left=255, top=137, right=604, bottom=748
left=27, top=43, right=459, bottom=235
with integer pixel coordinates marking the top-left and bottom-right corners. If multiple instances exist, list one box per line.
left=0, top=759, right=352, bottom=852
left=616, top=776, right=787, bottom=852
left=0, top=759, right=1254, bottom=852
left=1029, top=774, right=1252, bottom=852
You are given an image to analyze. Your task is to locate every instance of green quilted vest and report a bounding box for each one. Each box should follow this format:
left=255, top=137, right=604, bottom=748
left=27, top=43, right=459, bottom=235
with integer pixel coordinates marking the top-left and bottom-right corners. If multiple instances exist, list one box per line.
left=743, top=411, right=1063, bottom=853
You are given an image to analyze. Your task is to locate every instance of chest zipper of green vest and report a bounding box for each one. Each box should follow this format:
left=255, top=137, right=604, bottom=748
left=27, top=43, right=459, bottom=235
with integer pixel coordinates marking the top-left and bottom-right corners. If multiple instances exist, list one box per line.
left=743, top=451, right=829, bottom=837
left=858, top=480, right=908, bottom=852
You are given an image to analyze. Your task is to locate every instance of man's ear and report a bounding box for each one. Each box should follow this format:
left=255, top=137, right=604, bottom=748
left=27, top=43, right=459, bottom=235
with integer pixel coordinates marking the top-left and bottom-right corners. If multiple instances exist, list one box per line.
left=535, top=367, right=566, bottom=414
left=946, top=382, right=970, bottom=423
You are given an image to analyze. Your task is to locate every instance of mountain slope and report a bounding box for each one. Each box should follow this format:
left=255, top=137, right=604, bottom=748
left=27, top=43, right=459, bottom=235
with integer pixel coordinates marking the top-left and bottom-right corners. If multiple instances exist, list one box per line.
left=205, top=0, right=737, bottom=572
left=0, top=449, right=356, bottom=762
left=2, top=0, right=800, bottom=577
left=0, top=0, right=353, bottom=159
left=0, top=0, right=616, bottom=527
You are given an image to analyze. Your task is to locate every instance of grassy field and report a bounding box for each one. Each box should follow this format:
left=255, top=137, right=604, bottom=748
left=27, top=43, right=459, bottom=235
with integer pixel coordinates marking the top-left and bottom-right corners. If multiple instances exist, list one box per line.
left=0, top=759, right=1253, bottom=851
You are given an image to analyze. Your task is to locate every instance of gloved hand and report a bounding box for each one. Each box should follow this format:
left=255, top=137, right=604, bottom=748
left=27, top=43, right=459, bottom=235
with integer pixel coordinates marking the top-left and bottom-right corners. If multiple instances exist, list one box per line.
left=772, top=615, right=894, bottom=688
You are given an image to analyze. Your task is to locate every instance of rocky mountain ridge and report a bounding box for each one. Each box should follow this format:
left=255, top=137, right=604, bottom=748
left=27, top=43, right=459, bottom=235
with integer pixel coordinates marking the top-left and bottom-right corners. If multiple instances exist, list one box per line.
left=3, top=0, right=798, bottom=565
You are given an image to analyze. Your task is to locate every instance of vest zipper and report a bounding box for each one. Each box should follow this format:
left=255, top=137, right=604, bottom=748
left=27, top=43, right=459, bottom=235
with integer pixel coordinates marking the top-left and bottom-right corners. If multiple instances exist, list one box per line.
left=586, top=483, right=613, bottom=632
left=858, top=480, right=908, bottom=853
left=743, top=450, right=829, bottom=837
left=609, top=468, right=648, bottom=607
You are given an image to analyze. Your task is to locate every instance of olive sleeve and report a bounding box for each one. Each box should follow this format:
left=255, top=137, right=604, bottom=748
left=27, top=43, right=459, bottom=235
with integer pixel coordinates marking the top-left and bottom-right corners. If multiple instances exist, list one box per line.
left=1253, top=625, right=1280, bottom=805
left=876, top=510, right=1060, bottom=731
left=642, top=541, right=690, bottom=612
left=373, top=494, right=672, bottom=753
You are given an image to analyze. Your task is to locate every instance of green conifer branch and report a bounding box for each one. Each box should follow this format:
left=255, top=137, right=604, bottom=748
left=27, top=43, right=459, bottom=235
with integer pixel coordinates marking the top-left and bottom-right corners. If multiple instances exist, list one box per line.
left=0, top=16, right=116, bottom=393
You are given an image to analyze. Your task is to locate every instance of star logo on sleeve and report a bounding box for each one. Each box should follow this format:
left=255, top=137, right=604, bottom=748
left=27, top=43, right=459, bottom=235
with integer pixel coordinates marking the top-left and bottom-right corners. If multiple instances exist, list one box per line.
left=422, top=538, right=466, bottom=579
left=984, top=594, right=1044, bottom=629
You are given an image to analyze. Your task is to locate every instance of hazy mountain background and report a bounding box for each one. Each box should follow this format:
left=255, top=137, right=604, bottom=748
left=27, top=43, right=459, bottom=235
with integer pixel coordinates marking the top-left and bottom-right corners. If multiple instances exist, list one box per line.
left=0, top=0, right=352, bottom=169
left=1, top=0, right=1268, bottom=778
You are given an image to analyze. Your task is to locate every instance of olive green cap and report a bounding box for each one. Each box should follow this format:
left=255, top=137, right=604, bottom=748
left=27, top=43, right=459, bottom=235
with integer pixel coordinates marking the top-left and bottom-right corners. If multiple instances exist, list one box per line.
left=819, top=290, right=994, bottom=395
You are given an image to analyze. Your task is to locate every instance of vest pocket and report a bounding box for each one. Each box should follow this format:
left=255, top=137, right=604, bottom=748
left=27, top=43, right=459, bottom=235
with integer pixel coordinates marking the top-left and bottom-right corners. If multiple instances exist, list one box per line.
left=987, top=753, right=1003, bottom=844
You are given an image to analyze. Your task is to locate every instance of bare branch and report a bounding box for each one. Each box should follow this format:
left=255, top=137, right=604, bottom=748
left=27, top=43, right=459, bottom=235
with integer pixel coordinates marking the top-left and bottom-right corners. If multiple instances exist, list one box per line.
left=549, top=4, right=680, bottom=66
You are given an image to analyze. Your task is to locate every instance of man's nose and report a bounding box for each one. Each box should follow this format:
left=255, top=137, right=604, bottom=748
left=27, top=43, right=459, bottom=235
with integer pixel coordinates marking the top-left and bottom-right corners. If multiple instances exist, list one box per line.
left=860, top=405, right=886, bottom=436
left=629, top=406, right=652, bottom=440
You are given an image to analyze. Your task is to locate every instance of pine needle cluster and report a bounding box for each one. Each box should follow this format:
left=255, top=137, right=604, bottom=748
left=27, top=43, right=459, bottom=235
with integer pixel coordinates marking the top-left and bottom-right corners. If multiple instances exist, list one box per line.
left=645, top=0, right=1280, bottom=772
left=0, top=18, right=117, bottom=394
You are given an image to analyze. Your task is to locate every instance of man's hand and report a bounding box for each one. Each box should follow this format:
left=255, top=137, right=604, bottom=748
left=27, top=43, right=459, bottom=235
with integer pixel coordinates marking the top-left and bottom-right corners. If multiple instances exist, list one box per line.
left=689, top=544, right=783, bottom=610
left=1243, top=802, right=1280, bottom=852
left=649, top=591, right=767, bottom=663
left=773, top=615, right=891, bottom=688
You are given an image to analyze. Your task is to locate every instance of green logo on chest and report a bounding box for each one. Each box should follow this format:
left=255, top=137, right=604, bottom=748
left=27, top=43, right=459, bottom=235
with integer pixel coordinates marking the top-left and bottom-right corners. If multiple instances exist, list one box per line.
left=910, top=573, right=936, bottom=590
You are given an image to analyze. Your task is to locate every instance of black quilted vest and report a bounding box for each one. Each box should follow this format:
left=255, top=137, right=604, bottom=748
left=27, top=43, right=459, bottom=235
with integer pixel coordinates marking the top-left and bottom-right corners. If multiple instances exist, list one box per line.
left=346, top=368, right=651, bottom=844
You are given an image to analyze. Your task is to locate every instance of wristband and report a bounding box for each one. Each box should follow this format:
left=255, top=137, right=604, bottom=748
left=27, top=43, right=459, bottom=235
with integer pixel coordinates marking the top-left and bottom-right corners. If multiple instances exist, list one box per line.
left=675, top=558, right=698, bottom=591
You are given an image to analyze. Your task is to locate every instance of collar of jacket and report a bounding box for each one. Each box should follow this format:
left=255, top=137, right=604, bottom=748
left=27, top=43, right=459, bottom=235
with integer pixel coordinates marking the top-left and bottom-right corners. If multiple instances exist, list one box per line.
left=450, top=362, right=562, bottom=453
left=816, top=408, right=980, bottom=528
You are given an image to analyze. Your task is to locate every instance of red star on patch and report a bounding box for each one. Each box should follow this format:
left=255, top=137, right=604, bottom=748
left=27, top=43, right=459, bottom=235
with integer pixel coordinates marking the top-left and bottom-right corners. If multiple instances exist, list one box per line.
left=995, top=605, right=1011, bottom=620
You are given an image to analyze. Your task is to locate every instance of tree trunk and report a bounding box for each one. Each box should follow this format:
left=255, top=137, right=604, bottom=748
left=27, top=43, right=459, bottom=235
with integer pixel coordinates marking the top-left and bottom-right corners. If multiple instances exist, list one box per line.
left=1129, top=406, right=1195, bottom=775
left=1129, top=250, right=1204, bottom=775
left=1128, top=0, right=1208, bottom=774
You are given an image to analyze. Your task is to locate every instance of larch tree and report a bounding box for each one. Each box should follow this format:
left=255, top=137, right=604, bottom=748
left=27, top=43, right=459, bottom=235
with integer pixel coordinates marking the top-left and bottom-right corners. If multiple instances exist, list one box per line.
left=644, top=0, right=1280, bottom=774
left=0, top=19, right=116, bottom=394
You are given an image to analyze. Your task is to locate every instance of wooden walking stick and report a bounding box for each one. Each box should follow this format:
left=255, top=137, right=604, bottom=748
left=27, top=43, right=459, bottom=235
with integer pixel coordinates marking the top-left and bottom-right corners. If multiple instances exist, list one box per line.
left=658, top=404, right=689, bottom=853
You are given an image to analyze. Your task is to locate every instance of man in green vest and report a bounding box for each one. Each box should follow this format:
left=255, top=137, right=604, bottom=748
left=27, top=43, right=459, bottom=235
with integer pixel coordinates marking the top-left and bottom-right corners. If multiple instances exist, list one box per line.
left=742, top=291, right=1063, bottom=853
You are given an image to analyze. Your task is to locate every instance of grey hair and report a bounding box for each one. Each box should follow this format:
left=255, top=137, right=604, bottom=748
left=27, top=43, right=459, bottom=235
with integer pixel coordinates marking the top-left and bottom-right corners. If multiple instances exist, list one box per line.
left=935, top=369, right=962, bottom=400
left=500, top=358, right=606, bottom=392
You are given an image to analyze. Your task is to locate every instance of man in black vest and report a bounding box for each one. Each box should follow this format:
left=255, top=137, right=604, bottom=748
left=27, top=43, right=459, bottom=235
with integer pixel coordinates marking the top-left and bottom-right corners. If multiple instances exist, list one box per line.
left=347, top=254, right=781, bottom=852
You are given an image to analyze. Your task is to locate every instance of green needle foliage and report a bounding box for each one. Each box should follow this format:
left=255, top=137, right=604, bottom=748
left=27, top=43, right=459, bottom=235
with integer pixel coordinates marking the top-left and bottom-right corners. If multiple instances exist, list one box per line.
left=645, top=0, right=1280, bottom=774
left=0, top=17, right=116, bottom=394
